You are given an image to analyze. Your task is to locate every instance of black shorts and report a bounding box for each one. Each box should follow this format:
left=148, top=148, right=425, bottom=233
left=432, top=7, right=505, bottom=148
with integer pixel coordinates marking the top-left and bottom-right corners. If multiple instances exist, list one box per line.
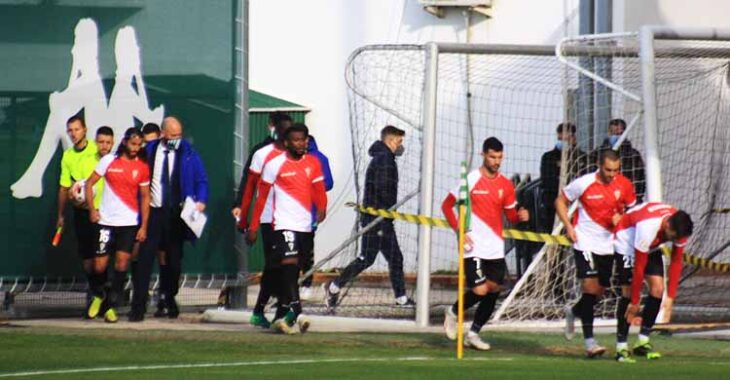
left=615, top=252, right=665, bottom=286
left=574, top=249, right=614, bottom=287
left=465, top=258, right=507, bottom=287
left=260, top=223, right=277, bottom=268
left=96, top=225, right=138, bottom=256
left=271, top=230, right=314, bottom=267
left=72, top=207, right=97, bottom=260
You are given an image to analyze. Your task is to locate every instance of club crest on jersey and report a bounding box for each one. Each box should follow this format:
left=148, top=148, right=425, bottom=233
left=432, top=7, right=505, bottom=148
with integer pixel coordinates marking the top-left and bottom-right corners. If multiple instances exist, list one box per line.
left=132, top=169, right=139, bottom=179
left=498, top=189, right=503, bottom=199
left=614, top=190, right=621, bottom=200
left=305, top=167, right=312, bottom=177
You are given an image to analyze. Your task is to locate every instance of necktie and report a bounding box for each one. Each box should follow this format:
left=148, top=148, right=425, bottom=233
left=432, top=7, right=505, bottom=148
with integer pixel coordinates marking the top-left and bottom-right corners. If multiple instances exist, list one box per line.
left=162, top=150, right=171, bottom=207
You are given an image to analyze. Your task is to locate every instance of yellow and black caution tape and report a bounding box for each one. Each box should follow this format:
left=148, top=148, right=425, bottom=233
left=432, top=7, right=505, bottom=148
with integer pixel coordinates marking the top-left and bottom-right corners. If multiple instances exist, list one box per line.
left=347, top=202, right=730, bottom=273
left=346, top=202, right=571, bottom=246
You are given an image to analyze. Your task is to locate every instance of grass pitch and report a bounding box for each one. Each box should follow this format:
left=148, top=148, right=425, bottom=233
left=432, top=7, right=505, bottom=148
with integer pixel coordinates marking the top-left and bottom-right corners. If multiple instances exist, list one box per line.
left=1, top=324, right=729, bottom=379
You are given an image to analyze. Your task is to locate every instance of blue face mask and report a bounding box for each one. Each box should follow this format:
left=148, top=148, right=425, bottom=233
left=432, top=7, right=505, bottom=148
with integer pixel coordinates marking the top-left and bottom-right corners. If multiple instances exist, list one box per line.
left=608, top=135, right=620, bottom=147
left=555, top=141, right=564, bottom=151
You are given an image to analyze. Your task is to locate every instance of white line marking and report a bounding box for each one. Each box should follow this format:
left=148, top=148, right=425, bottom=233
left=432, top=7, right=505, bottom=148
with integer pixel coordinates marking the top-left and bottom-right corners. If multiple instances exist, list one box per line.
left=0, top=357, right=452, bottom=378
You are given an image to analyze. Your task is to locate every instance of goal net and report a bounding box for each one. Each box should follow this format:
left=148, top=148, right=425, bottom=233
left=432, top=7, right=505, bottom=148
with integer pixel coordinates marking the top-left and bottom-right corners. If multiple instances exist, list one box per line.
left=315, top=33, right=730, bottom=323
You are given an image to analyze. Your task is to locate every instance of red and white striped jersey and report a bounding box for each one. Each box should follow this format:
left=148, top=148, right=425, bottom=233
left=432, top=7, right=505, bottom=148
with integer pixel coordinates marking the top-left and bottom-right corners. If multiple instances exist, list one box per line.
left=260, top=153, right=324, bottom=232
left=614, top=202, right=687, bottom=256
left=95, top=154, right=150, bottom=227
left=562, top=171, right=636, bottom=255
left=444, top=170, right=518, bottom=260
left=249, top=143, right=285, bottom=223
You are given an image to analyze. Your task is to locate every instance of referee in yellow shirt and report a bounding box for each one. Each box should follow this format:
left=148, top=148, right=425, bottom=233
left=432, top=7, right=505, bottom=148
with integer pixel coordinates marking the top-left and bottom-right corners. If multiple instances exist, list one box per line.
left=56, top=115, right=113, bottom=315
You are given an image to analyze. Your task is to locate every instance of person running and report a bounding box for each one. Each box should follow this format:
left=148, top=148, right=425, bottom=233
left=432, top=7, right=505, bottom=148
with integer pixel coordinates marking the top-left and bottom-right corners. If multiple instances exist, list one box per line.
left=442, top=137, right=529, bottom=351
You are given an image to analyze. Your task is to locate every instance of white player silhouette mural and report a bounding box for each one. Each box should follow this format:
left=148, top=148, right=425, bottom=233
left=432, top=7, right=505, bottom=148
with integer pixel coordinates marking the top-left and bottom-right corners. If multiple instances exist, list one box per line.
left=10, top=18, right=163, bottom=199
left=108, top=26, right=164, bottom=142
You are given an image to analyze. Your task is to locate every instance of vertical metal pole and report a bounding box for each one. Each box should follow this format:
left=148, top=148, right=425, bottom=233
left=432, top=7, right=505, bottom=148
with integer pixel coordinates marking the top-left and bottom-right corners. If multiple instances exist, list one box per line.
left=640, top=26, right=667, bottom=324
left=640, top=26, right=663, bottom=202
left=578, top=0, right=595, bottom=150
left=231, top=0, right=250, bottom=309
left=416, top=42, right=439, bottom=327
left=594, top=0, right=612, bottom=141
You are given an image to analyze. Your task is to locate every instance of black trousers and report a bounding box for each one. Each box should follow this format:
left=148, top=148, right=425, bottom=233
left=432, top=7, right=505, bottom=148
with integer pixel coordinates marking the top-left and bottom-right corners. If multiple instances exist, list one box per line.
left=336, top=220, right=405, bottom=298
left=131, top=206, right=185, bottom=311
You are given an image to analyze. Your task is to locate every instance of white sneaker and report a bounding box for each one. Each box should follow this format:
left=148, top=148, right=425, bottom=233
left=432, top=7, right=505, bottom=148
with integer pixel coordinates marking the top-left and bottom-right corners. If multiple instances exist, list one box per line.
left=300, top=287, right=313, bottom=301
left=297, top=315, right=311, bottom=334
left=563, top=305, right=575, bottom=341
left=272, top=318, right=297, bottom=335
left=444, top=307, right=458, bottom=341
left=585, top=341, right=606, bottom=358
left=464, top=332, right=491, bottom=351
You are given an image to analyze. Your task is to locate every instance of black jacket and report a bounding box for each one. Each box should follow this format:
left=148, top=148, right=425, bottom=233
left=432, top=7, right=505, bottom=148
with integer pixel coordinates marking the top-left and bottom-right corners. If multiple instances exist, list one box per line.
left=539, top=145, right=587, bottom=205
left=362, top=141, right=398, bottom=223
left=232, top=136, right=275, bottom=208
left=589, top=139, right=646, bottom=201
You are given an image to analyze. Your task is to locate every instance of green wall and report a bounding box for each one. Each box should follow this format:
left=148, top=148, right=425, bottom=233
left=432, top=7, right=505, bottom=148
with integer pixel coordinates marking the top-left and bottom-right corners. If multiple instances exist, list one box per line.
left=0, top=0, right=237, bottom=277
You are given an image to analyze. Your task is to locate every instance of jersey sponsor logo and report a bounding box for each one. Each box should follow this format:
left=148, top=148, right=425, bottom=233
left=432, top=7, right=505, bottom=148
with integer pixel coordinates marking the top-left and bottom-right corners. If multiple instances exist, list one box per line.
left=107, top=168, right=124, bottom=173
left=586, top=194, right=604, bottom=200
left=280, top=171, right=297, bottom=177
left=10, top=19, right=163, bottom=200
left=472, top=190, right=489, bottom=195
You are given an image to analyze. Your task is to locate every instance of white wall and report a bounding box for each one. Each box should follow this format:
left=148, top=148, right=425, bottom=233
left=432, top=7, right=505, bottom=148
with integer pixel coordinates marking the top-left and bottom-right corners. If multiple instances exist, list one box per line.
left=248, top=0, right=578, bottom=259
left=615, top=0, right=730, bottom=32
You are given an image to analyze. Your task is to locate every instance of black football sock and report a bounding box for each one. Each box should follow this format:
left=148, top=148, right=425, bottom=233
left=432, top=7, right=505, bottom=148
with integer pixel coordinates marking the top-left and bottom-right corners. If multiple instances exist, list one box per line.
left=616, top=297, right=631, bottom=343
left=579, top=293, right=597, bottom=339
left=470, top=292, right=499, bottom=334
left=640, top=296, right=662, bottom=336
left=451, top=290, right=482, bottom=314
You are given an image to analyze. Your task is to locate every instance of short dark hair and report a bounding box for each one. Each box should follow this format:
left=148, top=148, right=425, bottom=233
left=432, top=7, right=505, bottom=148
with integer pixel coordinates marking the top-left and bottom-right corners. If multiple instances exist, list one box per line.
left=556, top=122, right=576, bottom=135
left=380, top=125, right=405, bottom=140
left=482, top=137, right=503, bottom=153
left=609, top=118, right=627, bottom=130
left=668, top=210, right=693, bottom=238
left=284, top=122, right=309, bottom=139
left=141, top=123, right=160, bottom=135
left=599, top=148, right=620, bottom=164
left=67, top=115, right=86, bottom=128
left=270, top=111, right=292, bottom=126
left=96, top=126, right=113, bottom=137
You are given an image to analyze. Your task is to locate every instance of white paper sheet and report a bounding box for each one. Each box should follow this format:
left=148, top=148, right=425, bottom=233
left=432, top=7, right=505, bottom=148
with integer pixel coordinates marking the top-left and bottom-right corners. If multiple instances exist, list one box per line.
left=181, top=197, right=207, bottom=238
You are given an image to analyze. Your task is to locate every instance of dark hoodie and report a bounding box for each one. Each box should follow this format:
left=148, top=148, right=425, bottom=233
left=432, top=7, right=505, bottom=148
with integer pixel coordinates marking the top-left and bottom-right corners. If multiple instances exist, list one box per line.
left=363, top=140, right=398, bottom=219
left=308, top=135, right=334, bottom=191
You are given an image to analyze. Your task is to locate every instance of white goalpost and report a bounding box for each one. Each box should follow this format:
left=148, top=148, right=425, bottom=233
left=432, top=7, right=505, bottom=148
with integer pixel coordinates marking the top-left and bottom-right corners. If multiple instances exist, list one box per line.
left=325, top=26, right=730, bottom=326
